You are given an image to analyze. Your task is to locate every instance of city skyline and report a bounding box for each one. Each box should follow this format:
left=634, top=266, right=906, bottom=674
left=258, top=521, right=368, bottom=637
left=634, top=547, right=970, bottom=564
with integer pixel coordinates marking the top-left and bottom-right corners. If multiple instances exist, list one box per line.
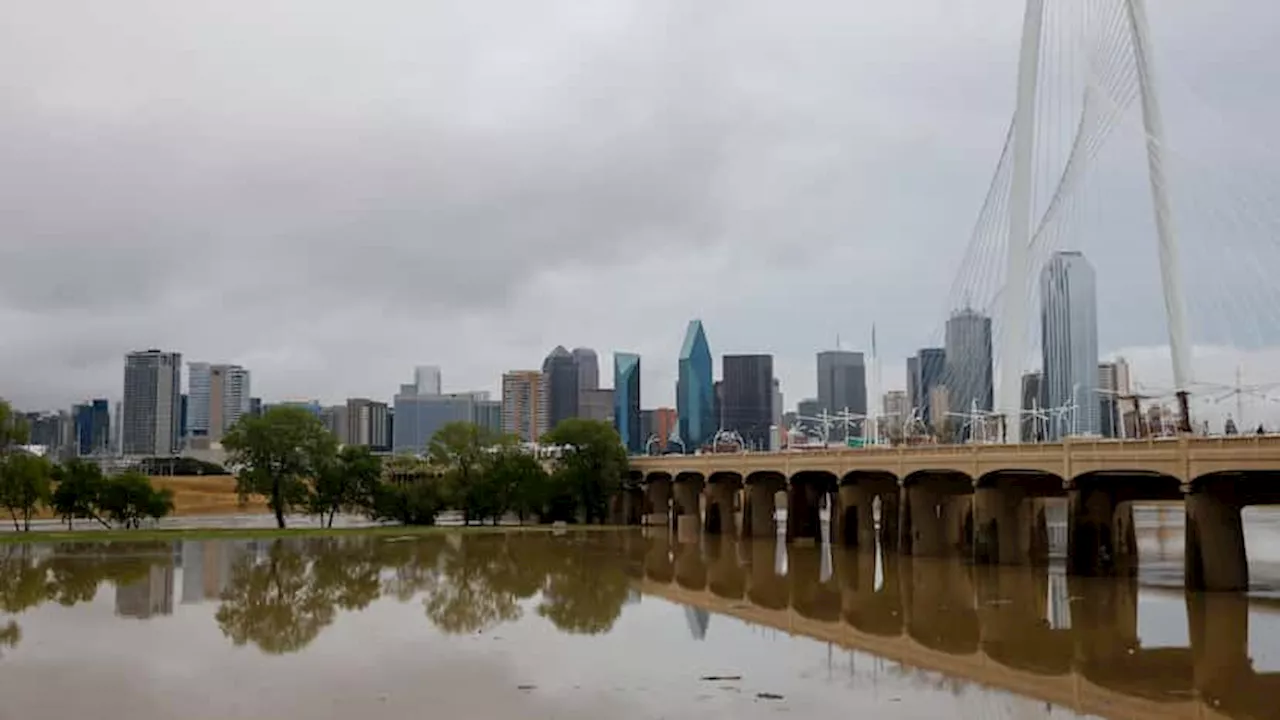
left=1, top=3, right=1277, bottom=427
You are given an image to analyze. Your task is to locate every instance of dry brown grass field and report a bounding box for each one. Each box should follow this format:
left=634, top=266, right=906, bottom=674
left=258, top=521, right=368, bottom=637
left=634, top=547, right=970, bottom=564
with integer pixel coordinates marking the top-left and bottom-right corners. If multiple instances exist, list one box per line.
left=150, top=475, right=267, bottom=516
left=31, top=475, right=265, bottom=520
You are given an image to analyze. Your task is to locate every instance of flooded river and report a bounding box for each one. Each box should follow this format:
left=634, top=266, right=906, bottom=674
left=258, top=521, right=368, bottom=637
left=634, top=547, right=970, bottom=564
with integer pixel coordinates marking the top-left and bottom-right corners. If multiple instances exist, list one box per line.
left=3, top=518, right=1280, bottom=719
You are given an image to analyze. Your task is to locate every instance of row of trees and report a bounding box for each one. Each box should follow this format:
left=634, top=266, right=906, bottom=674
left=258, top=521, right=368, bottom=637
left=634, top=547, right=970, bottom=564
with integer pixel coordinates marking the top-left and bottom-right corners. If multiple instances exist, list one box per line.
left=0, top=400, right=176, bottom=531
left=222, top=406, right=629, bottom=529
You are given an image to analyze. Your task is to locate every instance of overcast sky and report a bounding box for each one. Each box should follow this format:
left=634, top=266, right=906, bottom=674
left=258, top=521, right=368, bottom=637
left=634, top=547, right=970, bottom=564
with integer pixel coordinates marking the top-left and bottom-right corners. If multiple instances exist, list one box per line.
left=1, top=0, right=1277, bottom=418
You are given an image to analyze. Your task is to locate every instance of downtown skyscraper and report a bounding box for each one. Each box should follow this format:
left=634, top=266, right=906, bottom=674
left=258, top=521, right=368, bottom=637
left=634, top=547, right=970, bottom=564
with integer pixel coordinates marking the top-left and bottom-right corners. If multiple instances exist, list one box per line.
left=721, top=354, right=774, bottom=451
left=187, top=362, right=251, bottom=443
left=122, top=349, right=183, bottom=457
left=542, top=346, right=579, bottom=431
left=613, top=352, right=641, bottom=454
left=944, top=308, right=993, bottom=434
left=1040, top=250, right=1100, bottom=438
left=677, top=320, right=715, bottom=452
left=816, top=350, right=866, bottom=416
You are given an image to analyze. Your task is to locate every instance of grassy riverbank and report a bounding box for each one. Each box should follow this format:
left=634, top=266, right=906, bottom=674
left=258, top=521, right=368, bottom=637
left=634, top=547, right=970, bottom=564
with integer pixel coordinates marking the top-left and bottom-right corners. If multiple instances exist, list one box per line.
left=0, top=523, right=635, bottom=545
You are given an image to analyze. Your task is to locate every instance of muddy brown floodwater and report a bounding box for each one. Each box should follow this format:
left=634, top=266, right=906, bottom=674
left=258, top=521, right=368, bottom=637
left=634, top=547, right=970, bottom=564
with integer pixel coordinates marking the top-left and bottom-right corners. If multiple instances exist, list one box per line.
left=3, top=517, right=1280, bottom=719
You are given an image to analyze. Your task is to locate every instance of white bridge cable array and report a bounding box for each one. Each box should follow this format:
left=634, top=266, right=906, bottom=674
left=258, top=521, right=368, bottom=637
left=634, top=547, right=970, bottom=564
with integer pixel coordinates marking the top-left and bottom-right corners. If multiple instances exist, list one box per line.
left=919, top=0, right=1280, bottom=436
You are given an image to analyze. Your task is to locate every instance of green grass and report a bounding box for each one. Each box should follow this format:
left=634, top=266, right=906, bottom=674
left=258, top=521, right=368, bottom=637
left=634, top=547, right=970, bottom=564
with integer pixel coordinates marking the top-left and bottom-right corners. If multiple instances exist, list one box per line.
left=0, top=523, right=637, bottom=545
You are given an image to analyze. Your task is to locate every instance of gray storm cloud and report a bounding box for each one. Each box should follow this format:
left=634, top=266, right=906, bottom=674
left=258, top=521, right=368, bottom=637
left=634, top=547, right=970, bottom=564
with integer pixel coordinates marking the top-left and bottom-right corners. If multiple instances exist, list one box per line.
left=0, top=0, right=1276, bottom=411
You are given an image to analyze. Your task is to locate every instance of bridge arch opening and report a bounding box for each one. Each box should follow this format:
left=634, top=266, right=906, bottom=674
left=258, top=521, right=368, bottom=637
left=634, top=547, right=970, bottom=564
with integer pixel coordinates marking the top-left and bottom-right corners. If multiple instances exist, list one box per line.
left=1185, top=470, right=1280, bottom=592
left=642, top=472, right=674, bottom=529
left=1068, top=470, right=1181, bottom=577
left=673, top=471, right=706, bottom=537
left=900, top=471, right=974, bottom=556
left=705, top=471, right=743, bottom=536
left=788, top=471, right=838, bottom=544
left=743, top=471, right=786, bottom=539
left=837, top=471, right=899, bottom=549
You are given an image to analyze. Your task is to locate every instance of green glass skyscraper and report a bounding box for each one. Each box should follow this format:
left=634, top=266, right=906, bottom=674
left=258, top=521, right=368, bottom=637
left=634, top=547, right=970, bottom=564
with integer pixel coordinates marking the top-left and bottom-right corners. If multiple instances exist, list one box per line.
left=677, top=320, right=715, bottom=452
left=614, top=352, right=641, bottom=454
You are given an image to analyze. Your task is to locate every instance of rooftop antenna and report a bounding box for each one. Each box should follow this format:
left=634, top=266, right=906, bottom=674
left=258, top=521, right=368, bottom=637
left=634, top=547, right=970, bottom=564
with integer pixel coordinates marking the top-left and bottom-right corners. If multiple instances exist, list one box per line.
left=836, top=333, right=841, bottom=351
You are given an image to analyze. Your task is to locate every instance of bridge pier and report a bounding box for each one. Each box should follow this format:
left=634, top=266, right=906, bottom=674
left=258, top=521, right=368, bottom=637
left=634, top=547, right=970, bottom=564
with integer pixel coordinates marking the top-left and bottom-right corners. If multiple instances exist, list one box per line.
left=787, top=472, right=834, bottom=544
left=673, top=476, right=703, bottom=540
left=643, top=477, right=672, bottom=528
left=612, top=487, right=645, bottom=526
left=1188, top=592, right=1251, bottom=711
left=1067, top=486, right=1139, bottom=576
left=974, top=486, right=1047, bottom=565
left=1184, top=481, right=1248, bottom=592
left=743, top=481, right=778, bottom=538
left=705, top=480, right=739, bottom=537
left=833, top=484, right=876, bottom=548
left=900, top=474, right=972, bottom=557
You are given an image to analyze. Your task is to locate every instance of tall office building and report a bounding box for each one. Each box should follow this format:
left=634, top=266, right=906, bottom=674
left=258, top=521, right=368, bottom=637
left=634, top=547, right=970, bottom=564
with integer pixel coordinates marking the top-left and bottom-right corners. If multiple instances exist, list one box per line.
left=1021, top=371, right=1044, bottom=442
left=473, top=400, right=503, bottom=435
left=187, top=362, right=250, bottom=442
left=721, top=354, right=774, bottom=450
left=187, top=362, right=211, bottom=437
left=677, top=320, right=715, bottom=452
left=502, top=370, right=549, bottom=443
left=572, top=347, right=599, bottom=392
left=641, top=407, right=678, bottom=451
left=320, top=405, right=349, bottom=442
left=542, top=347, right=579, bottom=431
left=72, top=399, right=110, bottom=456
left=393, top=392, right=476, bottom=453
left=414, top=366, right=442, bottom=395
left=883, top=391, right=909, bottom=424
left=797, top=398, right=821, bottom=422
left=816, top=351, right=867, bottom=416
left=1040, top=251, right=1100, bottom=438
left=122, top=350, right=182, bottom=457
left=613, top=353, right=642, bottom=453
left=772, top=378, right=783, bottom=450
left=579, top=389, right=614, bottom=423
left=906, top=356, right=919, bottom=413
left=909, top=348, right=947, bottom=427
left=944, top=308, right=993, bottom=420
left=1097, top=360, right=1132, bottom=438
left=345, top=398, right=390, bottom=450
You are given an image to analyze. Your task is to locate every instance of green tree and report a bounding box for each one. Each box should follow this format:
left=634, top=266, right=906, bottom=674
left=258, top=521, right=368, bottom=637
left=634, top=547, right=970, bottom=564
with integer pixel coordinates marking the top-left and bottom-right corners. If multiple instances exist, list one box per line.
left=50, top=459, right=109, bottom=529
left=0, top=400, right=28, bottom=453
left=97, top=470, right=174, bottom=529
left=0, top=453, right=52, bottom=531
left=542, top=419, right=628, bottom=524
left=429, top=422, right=498, bottom=525
left=223, top=406, right=337, bottom=529
left=487, top=448, right=550, bottom=524
left=373, top=455, right=446, bottom=526
left=310, top=446, right=382, bottom=528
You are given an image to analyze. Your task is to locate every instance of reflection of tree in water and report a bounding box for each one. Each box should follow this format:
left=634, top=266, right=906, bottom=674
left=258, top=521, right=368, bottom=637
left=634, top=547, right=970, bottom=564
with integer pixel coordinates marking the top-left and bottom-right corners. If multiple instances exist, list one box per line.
left=537, top=537, right=630, bottom=635
left=42, top=543, right=159, bottom=606
left=423, top=535, right=521, bottom=635
left=379, top=537, right=448, bottom=602
left=308, top=538, right=382, bottom=612
left=216, top=540, right=337, bottom=655
left=0, top=620, right=19, bottom=657
left=0, top=541, right=168, bottom=657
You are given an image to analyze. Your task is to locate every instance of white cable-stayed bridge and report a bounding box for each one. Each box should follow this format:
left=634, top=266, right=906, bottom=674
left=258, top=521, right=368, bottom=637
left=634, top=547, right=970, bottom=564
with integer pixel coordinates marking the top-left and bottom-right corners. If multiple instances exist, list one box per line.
left=912, top=0, right=1280, bottom=444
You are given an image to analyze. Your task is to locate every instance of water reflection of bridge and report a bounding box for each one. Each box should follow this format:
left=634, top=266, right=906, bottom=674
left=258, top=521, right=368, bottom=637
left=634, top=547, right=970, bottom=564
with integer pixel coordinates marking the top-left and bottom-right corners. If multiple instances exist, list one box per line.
left=628, top=532, right=1279, bottom=720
